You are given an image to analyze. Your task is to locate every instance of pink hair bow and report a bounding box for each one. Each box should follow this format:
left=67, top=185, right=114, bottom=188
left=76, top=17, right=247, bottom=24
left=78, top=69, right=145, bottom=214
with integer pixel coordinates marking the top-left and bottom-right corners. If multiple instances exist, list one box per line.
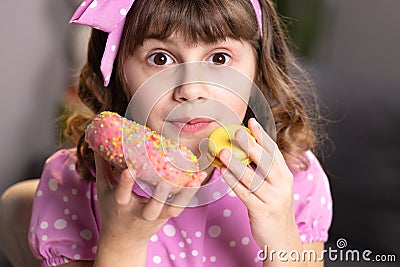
left=70, top=0, right=136, bottom=86
left=70, top=0, right=263, bottom=87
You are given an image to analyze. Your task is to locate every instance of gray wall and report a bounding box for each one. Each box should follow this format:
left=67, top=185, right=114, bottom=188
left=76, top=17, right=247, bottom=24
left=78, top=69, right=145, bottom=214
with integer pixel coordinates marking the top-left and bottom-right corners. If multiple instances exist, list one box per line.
left=311, top=0, right=400, bottom=265
left=0, top=1, right=88, bottom=266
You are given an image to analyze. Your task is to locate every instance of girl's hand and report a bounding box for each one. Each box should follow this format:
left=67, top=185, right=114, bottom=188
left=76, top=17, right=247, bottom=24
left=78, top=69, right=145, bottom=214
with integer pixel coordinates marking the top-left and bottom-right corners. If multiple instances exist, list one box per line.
left=94, top=153, right=206, bottom=247
left=219, top=118, right=300, bottom=250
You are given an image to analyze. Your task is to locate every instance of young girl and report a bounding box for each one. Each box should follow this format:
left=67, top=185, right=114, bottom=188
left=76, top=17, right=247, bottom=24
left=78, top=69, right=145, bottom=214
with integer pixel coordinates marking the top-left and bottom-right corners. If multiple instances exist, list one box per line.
left=27, top=0, right=332, bottom=266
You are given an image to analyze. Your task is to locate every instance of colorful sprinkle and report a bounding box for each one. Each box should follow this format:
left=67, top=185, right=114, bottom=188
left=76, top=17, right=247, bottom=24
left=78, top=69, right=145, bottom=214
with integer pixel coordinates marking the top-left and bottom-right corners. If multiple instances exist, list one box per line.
left=85, top=111, right=200, bottom=187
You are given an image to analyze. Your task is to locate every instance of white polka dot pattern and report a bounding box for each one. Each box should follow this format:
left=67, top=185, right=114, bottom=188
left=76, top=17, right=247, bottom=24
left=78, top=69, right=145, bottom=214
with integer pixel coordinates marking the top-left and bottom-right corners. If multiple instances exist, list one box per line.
left=28, top=149, right=332, bottom=266
left=223, top=209, right=231, bottom=217
left=54, top=219, right=67, bottom=230
left=40, top=221, right=48, bottom=229
left=241, top=237, right=250, bottom=245
left=212, top=191, right=221, bottom=199
left=69, top=164, right=76, bottom=171
left=150, top=234, right=158, bottom=242
left=152, top=255, right=161, bottom=264
left=180, top=230, right=187, bottom=238
left=119, top=8, right=127, bottom=16
left=88, top=0, right=97, bottom=9
left=163, top=224, right=176, bottom=237
left=208, top=225, right=222, bottom=238
left=48, top=178, right=58, bottom=191
left=80, top=229, right=93, bottom=240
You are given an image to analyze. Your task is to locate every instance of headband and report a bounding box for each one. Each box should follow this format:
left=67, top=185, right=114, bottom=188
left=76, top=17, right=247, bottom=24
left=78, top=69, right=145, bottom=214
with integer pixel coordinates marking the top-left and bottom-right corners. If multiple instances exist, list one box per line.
left=70, top=0, right=263, bottom=86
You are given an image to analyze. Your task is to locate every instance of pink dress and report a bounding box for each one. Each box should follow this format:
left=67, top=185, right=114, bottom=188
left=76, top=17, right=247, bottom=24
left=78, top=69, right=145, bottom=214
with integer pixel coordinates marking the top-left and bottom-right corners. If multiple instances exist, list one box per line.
left=29, top=149, right=332, bottom=266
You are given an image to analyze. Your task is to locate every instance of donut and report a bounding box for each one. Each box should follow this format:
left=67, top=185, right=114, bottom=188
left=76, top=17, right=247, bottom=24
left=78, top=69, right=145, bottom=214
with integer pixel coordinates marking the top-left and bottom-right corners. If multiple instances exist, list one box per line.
left=207, top=125, right=254, bottom=167
left=85, top=111, right=199, bottom=188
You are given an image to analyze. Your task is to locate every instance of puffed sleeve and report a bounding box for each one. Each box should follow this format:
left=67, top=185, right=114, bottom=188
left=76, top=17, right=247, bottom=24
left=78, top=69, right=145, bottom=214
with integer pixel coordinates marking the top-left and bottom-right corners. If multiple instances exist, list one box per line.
left=28, top=149, right=100, bottom=267
left=292, top=151, right=333, bottom=243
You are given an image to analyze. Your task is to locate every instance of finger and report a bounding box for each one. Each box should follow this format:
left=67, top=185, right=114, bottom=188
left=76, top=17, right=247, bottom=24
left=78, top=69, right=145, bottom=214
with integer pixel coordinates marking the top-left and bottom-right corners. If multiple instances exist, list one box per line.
left=168, top=171, right=207, bottom=208
left=235, top=127, right=274, bottom=179
left=248, top=118, right=287, bottom=184
left=114, top=169, right=135, bottom=205
left=221, top=167, right=256, bottom=205
left=248, top=118, right=277, bottom=153
left=221, top=165, right=278, bottom=208
left=94, top=153, right=114, bottom=194
left=219, top=149, right=265, bottom=193
left=248, top=118, right=293, bottom=186
left=141, top=181, right=173, bottom=221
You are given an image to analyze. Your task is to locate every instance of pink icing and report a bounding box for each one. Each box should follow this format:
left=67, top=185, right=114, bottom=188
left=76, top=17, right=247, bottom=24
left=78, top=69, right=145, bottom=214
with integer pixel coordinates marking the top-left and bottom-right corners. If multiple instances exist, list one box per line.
left=85, top=111, right=199, bottom=188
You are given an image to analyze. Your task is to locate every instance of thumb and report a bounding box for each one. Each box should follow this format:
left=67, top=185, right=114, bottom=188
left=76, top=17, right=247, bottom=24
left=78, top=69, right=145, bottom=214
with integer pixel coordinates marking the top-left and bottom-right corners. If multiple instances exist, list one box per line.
left=114, top=169, right=135, bottom=205
left=94, top=153, right=114, bottom=194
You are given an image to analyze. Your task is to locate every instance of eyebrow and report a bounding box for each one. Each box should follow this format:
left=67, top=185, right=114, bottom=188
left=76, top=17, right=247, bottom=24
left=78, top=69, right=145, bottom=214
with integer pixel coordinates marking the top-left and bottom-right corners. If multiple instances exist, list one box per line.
left=143, top=36, right=243, bottom=48
left=143, top=37, right=178, bottom=45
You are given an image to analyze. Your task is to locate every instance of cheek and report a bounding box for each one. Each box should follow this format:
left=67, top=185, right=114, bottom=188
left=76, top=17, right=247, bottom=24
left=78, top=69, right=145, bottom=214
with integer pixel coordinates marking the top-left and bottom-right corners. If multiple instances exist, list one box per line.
left=216, top=92, right=249, bottom=120
left=142, top=95, right=172, bottom=131
left=124, top=58, right=149, bottom=96
left=124, top=60, right=171, bottom=125
left=222, top=86, right=252, bottom=120
left=145, top=108, right=162, bottom=130
left=231, top=98, right=249, bottom=119
left=126, top=73, right=142, bottom=96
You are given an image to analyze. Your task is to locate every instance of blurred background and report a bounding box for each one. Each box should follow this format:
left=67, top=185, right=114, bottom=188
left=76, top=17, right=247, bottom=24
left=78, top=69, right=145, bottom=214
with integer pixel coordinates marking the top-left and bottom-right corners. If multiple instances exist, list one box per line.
left=0, top=0, right=399, bottom=266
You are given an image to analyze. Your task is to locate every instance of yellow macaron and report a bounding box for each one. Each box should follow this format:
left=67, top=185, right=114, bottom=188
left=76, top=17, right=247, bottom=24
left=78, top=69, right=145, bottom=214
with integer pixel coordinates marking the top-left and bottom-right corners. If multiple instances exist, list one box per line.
left=207, top=125, right=254, bottom=168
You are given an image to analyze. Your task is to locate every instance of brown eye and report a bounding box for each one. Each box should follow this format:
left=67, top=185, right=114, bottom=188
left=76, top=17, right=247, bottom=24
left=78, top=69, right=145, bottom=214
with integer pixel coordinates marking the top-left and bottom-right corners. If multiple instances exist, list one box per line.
left=149, top=52, right=173, bottom=65
left=209, top=53, right=231, bottom=65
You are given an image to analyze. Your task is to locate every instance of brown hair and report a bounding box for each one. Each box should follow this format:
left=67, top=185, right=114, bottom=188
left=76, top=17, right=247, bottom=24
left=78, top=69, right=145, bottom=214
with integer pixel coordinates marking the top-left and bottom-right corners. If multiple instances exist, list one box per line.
left=66, top=0, right=321, bottom=181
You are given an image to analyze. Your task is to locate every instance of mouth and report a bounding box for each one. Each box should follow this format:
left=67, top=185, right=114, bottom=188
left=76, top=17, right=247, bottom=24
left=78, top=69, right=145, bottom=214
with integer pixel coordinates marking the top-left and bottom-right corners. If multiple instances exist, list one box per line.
left=168, top=117, right=214, bottom=133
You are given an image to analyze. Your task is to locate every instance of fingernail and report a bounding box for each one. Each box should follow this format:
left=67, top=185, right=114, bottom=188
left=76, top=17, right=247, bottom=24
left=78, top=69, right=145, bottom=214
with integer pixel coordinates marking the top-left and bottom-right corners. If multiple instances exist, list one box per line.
left=236, top=128, right=247, bottom=140
left=220, top=149, right=230, bottom=159
left=249, top=118, right=259, bottom=128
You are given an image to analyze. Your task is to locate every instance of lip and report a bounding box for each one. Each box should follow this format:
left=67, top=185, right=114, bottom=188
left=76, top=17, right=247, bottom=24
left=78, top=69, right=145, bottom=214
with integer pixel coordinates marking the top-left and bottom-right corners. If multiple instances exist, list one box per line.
left=168, top=117, right=213, bottom=133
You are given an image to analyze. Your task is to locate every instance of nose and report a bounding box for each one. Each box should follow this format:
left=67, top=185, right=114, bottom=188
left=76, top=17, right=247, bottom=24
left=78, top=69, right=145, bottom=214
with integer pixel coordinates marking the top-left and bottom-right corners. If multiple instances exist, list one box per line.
left=173, top=82, right=209, bottom=102
left=172, top=62, right=212, bottom=102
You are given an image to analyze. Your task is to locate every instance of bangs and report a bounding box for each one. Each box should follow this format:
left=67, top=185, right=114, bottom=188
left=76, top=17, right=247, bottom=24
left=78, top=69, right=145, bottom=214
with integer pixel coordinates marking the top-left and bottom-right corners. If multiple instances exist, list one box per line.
left=121, top=0, right=260, bottom=52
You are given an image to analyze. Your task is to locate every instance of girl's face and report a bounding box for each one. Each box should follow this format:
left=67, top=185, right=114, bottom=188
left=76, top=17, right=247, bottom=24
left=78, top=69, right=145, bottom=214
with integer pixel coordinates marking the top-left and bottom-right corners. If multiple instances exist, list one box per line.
left=124, top=34, right=257, bottom=157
